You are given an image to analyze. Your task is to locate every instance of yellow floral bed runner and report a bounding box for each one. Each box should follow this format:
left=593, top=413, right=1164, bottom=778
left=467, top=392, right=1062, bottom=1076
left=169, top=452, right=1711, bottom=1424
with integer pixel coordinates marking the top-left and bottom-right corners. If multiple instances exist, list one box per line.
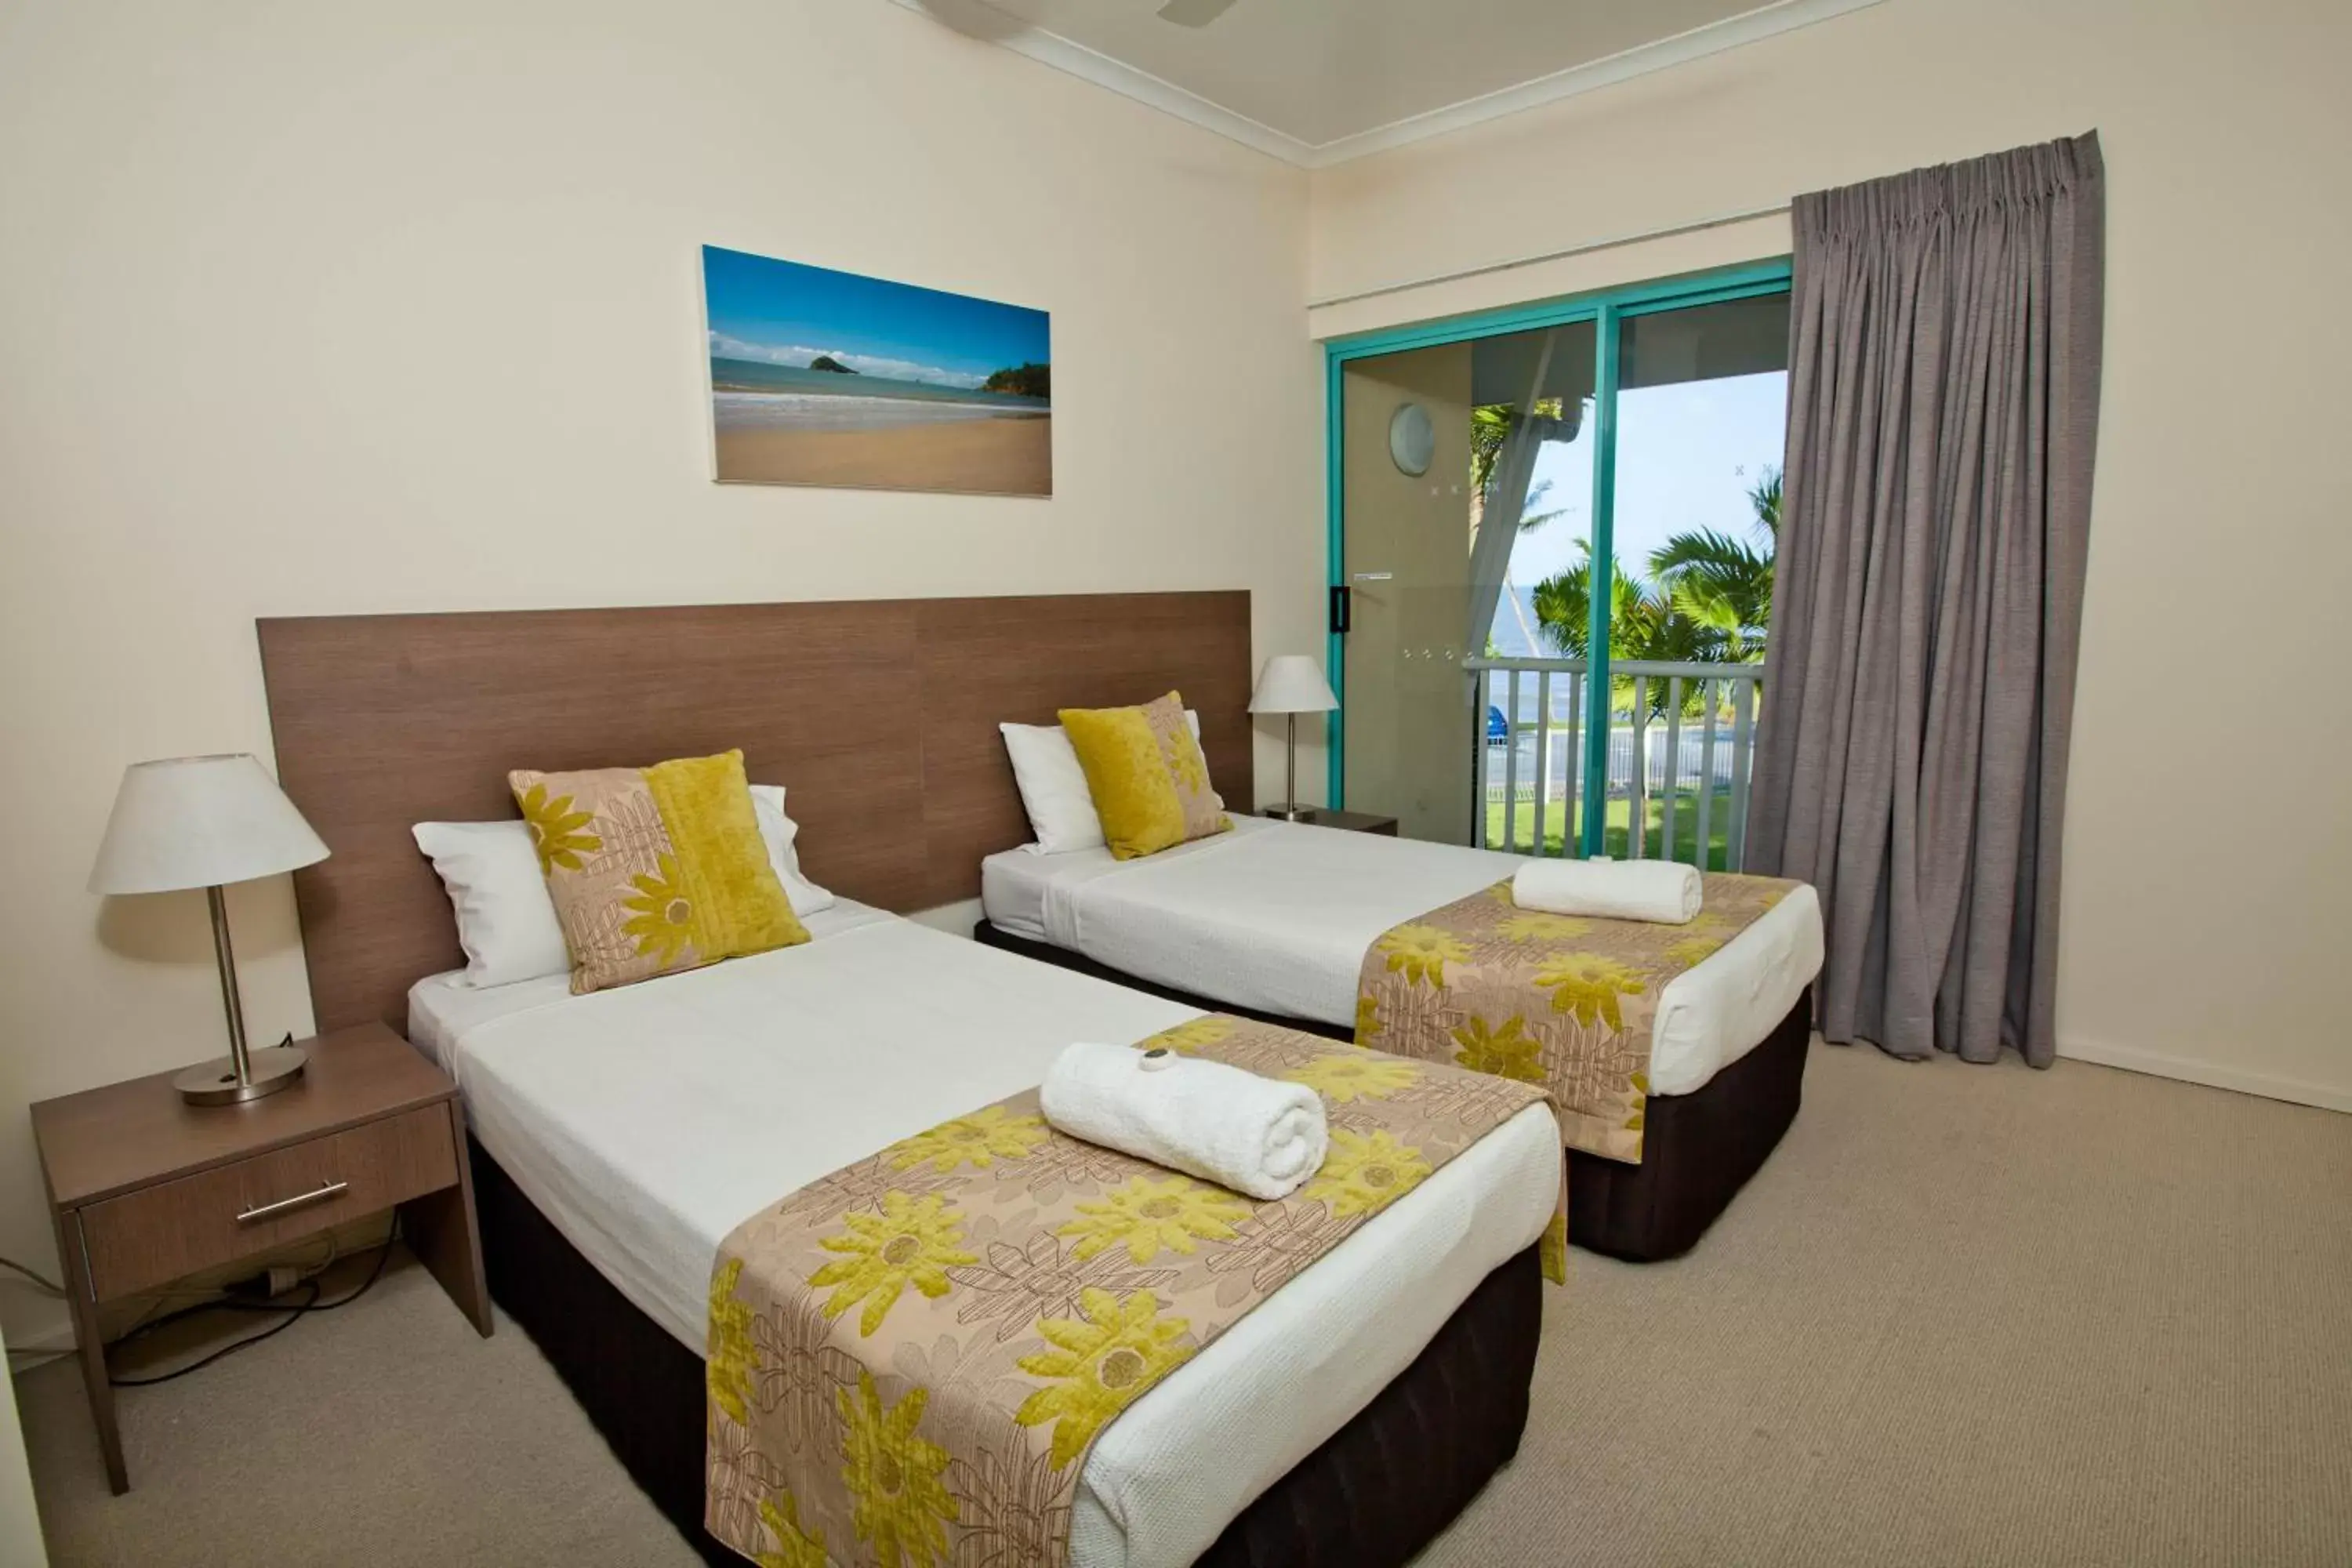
left=705, top=1014, right=1563, bottom=1568
left=1355, top=873, right=1797, bottom=1164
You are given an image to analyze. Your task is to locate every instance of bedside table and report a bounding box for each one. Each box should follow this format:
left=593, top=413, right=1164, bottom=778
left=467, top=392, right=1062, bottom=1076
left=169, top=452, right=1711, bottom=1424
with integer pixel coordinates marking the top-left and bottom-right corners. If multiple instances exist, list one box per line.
left=1259, top=806, right=1399, bottom=836
left=30, top=1021, right=489, bottom=1494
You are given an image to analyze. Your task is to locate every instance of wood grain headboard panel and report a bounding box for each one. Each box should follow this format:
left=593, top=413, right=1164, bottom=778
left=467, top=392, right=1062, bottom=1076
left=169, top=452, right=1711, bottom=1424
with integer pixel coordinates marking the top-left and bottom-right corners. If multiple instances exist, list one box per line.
left=916, top=592, right=1252, bottom=906
left=258, top=592, right=1250, bottom=1035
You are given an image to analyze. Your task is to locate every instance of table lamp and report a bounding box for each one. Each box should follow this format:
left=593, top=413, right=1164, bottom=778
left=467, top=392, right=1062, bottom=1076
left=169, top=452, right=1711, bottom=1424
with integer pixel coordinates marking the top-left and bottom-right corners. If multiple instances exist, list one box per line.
left=89, top=753, right=331, bottom=1105
left=1249, top=654, right=1340, bottom=822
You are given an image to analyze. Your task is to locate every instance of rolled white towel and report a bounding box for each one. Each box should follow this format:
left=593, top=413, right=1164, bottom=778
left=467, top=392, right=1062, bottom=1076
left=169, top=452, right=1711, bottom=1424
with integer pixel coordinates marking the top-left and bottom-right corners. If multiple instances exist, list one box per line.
left=1512, top=856, right=1703, bottom=924
left=1040, top=1040, right=1329, bottom=1201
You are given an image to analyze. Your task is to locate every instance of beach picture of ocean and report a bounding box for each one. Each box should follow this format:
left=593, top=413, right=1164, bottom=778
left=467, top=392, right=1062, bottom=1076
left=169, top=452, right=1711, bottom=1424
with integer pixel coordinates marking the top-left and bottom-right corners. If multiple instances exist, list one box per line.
left=702, top=245, right=1051, bottom=495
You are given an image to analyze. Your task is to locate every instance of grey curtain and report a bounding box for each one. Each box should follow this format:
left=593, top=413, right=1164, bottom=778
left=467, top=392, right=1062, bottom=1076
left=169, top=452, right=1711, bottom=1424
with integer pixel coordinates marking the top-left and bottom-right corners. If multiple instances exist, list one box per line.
left=1748, top=132, right=2104, bottom=1067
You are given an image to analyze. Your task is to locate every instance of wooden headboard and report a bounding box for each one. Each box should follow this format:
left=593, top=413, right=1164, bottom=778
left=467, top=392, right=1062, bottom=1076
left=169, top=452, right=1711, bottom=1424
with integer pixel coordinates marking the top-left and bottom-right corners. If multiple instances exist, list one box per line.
left=259, top=591, right=1252, bottom=1034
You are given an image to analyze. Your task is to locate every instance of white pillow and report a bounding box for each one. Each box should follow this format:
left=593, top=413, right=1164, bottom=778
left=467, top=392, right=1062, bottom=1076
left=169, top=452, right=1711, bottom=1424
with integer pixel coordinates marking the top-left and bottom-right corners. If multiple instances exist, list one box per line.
left=411, top=820, right=569, bottom=989
left=1001, top=710, right=1200, bottom=856
left=1000, top=724, right=1105, bottom=855
left=748, top=785, right=837, bottom=916
left=415, top=782, right=834, bottom=988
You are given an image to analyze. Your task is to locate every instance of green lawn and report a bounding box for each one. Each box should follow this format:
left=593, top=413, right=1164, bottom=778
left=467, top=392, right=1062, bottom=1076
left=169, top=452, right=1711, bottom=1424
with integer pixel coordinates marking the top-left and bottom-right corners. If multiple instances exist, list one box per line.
left=1485, top=786, right=1737, bottom=867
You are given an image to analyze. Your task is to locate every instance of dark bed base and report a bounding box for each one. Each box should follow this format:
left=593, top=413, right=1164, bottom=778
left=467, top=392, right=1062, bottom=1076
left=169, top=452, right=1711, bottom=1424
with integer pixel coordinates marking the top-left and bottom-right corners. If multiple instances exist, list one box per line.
left=471, top=1138, right=737, bottom=1566
left=470, top=1138, right=1542, bottom=1567
left=973, top=920, right=1812, bottom=1263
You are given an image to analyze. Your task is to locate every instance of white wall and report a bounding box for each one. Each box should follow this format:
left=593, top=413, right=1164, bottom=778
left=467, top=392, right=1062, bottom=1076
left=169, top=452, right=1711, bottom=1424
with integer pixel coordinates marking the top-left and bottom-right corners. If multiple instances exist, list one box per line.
left=0, top=0, right=1318, bottom=1345
left=1309, top=0, right=2352, bottom=1109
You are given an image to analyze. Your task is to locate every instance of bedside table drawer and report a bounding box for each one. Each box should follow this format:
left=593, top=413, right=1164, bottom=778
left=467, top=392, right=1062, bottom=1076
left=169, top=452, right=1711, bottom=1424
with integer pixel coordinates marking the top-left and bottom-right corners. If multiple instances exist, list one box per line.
left=77, top=1104, right=459, bottom=1302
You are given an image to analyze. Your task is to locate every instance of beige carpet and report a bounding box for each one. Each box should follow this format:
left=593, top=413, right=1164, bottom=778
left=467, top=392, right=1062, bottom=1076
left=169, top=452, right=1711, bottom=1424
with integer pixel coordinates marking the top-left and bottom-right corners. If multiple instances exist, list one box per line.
left=18, top=1043, right=2352, bottom=1566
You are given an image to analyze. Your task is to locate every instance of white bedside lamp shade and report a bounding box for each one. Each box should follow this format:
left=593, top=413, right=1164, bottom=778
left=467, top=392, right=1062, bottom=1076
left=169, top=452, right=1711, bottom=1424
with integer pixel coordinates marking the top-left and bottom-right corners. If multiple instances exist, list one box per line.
left=1248, top=655, right=1339, bottom=716
left=87, top=753, right=329, bottom=1106
left=1250, top=655, right=1339, bottom=821
left=89, top=753, right=328, bottom=895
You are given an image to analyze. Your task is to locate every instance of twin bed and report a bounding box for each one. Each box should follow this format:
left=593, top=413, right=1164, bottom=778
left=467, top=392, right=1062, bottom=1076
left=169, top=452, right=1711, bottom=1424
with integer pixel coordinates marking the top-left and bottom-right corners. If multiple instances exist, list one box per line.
left=978, top=815, right=1823, bottom=1261
left=255, top=590, right=1819, bottom=1567
left=409, top=904, right=1559, bottom=1568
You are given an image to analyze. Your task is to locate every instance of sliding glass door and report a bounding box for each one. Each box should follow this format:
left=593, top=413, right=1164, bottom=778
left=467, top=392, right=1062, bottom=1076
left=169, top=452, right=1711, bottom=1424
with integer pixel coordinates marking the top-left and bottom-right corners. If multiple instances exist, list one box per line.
left=1326, top=264, right=1791, bottom=866
left=1334, top=323, right=1594, bottom=843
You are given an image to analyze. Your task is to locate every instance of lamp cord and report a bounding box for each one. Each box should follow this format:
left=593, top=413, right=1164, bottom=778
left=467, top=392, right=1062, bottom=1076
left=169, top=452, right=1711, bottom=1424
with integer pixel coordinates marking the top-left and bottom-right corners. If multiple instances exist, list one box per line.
left=0, top=1256, right=65, bottom=1296
left=106, top=1220, right=401, bottom=1389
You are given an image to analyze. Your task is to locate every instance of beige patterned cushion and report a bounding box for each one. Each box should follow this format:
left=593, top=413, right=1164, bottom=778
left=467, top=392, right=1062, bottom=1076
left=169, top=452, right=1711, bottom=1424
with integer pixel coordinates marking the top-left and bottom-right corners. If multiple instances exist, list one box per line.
left=509, top=749, right=808, bottom=994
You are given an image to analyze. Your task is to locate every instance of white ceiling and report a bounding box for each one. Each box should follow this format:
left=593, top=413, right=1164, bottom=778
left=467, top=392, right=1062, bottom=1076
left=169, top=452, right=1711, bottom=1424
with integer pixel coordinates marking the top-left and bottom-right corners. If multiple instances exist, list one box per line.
left=894, top=0, right=1880, bottom=166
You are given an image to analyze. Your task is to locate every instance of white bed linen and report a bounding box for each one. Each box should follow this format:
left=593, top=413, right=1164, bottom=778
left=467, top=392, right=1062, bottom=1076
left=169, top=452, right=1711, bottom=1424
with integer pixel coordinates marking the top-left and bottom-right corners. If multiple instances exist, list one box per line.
left=405, top=901, right=896, bottom=1069
left=982, top=815, right=1825, bottom=1097
left=408, top=906, right=1559, bottom=1568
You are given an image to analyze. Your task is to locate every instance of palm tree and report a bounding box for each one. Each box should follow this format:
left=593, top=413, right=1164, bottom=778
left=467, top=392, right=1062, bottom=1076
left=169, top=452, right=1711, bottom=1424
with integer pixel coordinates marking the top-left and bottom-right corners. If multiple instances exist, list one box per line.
left=1531, top=544, right=1723, bottom=715
left=1528, top=465, right=1780, bottom=714
left=1648, top=467, right=1777, bottom=659
left=1468, top=401, right=1571, bottom=537
left=1468, top=403, right=1513, bottom=506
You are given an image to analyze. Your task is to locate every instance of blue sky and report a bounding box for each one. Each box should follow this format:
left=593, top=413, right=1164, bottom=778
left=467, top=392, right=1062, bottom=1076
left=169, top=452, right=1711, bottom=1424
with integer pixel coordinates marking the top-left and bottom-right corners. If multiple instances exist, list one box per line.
left=1506, top=371, right=1786, bottom=589
left=702, top=245, right=1050, bottom=390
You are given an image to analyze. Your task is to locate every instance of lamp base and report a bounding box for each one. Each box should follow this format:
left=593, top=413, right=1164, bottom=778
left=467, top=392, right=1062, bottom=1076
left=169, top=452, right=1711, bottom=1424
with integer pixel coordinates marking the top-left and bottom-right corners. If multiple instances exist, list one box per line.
left=1264, top=804, right=1316, bottom=822
left=175, top=1045, right=308, bottom=1106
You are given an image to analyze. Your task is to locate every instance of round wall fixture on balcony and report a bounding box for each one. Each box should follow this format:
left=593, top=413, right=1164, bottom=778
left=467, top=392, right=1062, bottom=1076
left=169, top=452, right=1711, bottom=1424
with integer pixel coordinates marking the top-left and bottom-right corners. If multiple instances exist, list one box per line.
left=1388, top=401, right=1435, bottom=476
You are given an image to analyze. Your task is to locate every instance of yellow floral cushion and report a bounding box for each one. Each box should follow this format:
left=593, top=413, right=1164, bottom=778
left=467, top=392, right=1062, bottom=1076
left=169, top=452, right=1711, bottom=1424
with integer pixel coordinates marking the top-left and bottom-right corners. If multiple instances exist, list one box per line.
left=509, top=748, right=808, bottom=994
left=1057, top=691, right=1230, bottom=859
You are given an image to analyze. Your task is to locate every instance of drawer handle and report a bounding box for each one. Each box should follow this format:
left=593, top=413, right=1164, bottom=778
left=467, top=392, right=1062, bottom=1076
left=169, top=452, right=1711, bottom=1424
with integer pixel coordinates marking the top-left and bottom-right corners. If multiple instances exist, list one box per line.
left=236, top=1181, right=349, bottom=1225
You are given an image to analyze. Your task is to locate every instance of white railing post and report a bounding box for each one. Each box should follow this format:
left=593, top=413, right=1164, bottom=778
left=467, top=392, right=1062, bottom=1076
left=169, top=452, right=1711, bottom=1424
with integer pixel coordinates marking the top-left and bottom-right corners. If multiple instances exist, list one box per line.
left=1696, top=677, right=1718, bottom=872
left=1628, top=676, right=1649, bottom=860
left=1565, top=670, right=1582, bottom=859
left=1467, top=655, right=1762, bottom=867
left=1728, top=677, right=1755, bottom=872
left=1502, top=668, right=1522, bottom=854
left=1532, top=670, right=1552, bottom=858
left=1662, top=677, right=1683, bottom=870
left=1458, top=648, right=1759, bottom=869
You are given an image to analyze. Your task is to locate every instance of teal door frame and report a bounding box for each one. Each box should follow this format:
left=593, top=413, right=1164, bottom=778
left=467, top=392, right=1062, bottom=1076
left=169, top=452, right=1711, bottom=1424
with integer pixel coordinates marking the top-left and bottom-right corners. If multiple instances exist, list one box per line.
left=1322, top=257, right=1793, bottom=854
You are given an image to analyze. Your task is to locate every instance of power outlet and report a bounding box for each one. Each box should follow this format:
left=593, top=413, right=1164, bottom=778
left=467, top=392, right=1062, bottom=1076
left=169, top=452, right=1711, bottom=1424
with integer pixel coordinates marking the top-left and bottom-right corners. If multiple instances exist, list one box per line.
left=223, top=1264, right=305, bottom=1301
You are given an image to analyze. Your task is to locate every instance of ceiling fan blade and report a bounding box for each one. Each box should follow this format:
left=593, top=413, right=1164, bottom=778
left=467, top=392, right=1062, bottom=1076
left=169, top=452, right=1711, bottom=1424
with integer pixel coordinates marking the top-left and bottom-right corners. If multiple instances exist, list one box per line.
left=1157, top=0, right=1239, bottom=26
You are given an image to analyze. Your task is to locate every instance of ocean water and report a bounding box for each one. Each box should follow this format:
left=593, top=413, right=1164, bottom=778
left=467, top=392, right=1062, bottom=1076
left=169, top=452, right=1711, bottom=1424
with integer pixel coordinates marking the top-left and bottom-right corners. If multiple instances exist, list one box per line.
left=710, top=358, right=1047, bottom=432
left=1488, top=586, right=1546, bottom=656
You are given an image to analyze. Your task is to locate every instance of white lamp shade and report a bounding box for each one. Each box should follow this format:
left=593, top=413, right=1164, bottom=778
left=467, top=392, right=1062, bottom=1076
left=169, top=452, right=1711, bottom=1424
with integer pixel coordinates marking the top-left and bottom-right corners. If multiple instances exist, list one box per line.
left=1248, top=654, right=1340, bottom=715
left=89, top=753, right=330, bottom=895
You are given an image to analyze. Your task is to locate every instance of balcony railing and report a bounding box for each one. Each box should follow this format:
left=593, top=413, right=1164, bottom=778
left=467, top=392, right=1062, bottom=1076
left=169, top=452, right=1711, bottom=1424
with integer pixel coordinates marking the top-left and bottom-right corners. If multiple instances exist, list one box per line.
left=1467, top=657, right=1764, bottom=870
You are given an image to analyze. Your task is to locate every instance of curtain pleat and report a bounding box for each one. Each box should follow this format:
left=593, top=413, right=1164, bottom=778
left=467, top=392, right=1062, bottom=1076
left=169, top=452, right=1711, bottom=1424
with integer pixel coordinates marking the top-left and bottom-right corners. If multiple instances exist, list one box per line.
left=1748, top=132, right=2104, bottom=1067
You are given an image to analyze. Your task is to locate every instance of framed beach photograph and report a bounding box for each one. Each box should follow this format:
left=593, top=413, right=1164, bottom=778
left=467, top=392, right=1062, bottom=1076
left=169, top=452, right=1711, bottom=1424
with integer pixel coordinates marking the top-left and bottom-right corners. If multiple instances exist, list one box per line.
left=701, top=245, right=1051, bottom=496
